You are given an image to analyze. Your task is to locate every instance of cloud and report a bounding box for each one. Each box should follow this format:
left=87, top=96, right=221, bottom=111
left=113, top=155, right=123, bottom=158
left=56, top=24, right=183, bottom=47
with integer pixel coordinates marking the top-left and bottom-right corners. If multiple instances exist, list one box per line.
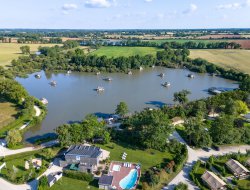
left=62, top=3, right=78, bottom=10
left=217, top=0, right=250, bottom=10
left=85, top=0, right=113, bottom=8
left=183, top=4, right=198, bottom=14
left=144, top=0, right=153, bottom=2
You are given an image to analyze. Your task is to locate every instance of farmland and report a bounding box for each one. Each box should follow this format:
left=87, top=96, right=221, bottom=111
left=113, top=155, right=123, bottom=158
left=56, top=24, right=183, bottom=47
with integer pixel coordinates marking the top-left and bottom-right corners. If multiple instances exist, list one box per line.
left=91, top=46, right=161, bottom=58
left=190, top=49, right=250, bottom=74
left=0, top=43, right=58, bottom=67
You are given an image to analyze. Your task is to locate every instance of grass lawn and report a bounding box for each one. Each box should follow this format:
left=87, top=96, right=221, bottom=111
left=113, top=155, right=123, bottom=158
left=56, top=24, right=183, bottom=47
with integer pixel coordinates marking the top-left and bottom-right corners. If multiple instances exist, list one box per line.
left=0, top=43, right=58, bottom=67
left=189, top=49, right=250, bottom=74
left=98, top=142, right=173, bottom=173
left=91, top=46, right=161, bottom=58
left=0, top=98, right=19, bottom=129
left=50, top=177, right=99, bottom=190
left=237, top=179, right=250, bottom=190
left=0, top=147, right=60, bottom=184
left=191, top=162, right=209, bottom=190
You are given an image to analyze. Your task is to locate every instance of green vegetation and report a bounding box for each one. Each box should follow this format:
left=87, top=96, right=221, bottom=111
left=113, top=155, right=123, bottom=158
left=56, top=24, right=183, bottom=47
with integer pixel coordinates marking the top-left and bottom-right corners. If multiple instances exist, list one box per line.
left=174, top=182, right=188, bottom=190
left=0, top=99, right=19, bottom=128
left=6, top=129, right=22, bottom=148
left=236, top=179, right=250, bottom=190
left=50, top=177, right=99, bottom=190
left=190, top=49, right=250, bottom=74
left=20, top=46, right=30, bottom=55
left=63, top=170, right=93, bottom=182
left=0, top=147, right=60, bottom=184
left=115, top=101, right=129, bottom=116
left=0, top=43, right=57, bottom=67
left=91, top=46, right=161, bottom=57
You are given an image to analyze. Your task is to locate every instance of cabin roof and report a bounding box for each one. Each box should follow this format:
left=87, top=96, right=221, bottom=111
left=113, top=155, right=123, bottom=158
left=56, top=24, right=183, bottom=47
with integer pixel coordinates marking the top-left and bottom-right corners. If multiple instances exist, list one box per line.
left=226, top=159, right=250, bottom=175
left=66, top=145, right=102, bottom=158
left=201, top=170, right=226, bottom=189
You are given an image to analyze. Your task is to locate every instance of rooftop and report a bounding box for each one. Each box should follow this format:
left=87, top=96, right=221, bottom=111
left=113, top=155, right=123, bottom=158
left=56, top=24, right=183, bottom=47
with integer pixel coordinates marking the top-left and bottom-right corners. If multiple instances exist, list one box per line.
left=226, top=159, right=250, bottom=175
left=201, top=170, right=226, bottom=189
left=98, top=175, right=113, bottom=185
left=66, top=145, right=102, bottom=158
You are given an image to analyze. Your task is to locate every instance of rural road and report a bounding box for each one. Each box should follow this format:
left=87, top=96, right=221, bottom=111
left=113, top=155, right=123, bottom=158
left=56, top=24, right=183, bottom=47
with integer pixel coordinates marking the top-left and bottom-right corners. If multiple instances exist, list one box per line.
left=165, top=131, right=250, bottom=190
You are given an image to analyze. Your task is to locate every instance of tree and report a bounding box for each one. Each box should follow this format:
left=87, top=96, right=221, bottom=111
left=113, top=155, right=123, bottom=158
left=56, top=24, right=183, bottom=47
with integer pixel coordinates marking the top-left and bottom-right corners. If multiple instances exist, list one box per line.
left=5, top=129, right=22, bottom=147
left=20, top=45, right=30, bottom=54
left=173, top=90, right=191, bottom=105
left=38, top=175, right=48, bottom=190
left=174, top=182, right=188, bottom=190
left=115, top=101, right=129, bottom=117
left=234, top=100, right=248, bottom=114
left=239, top=78, right=250, bottom=92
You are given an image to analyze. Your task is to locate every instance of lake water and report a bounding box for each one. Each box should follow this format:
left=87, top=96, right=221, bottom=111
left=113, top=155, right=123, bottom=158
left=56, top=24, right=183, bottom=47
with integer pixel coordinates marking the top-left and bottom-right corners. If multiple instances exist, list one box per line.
left=16, top=67, right=238, bottom=142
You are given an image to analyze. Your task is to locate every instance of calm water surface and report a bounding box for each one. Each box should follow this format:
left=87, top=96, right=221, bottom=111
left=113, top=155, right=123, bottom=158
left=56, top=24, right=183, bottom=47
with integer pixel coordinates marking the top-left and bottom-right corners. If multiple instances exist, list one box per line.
left=16, top=67, right=238, bottom=141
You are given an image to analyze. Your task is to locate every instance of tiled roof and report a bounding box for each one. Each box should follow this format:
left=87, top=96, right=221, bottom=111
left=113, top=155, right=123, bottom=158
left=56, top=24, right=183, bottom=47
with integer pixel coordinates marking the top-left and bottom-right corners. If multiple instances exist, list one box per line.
left=201, top=170, right=226, bottom=189
left=226, top=159, right=250, bottom=175
left=66, top=145, right=102, bottom=158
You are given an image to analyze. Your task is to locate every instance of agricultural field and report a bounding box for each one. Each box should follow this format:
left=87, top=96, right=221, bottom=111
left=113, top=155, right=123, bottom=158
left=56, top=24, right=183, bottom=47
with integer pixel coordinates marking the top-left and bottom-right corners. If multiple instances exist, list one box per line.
left=0, top=43, right=58, bottom=67
left=144, top=39, right=230, bottom=45
left=190, top=49, right=250, bottom=74
left=0, top=98, right=19, bottom=129
left=91, top=46, right=161, bottom=58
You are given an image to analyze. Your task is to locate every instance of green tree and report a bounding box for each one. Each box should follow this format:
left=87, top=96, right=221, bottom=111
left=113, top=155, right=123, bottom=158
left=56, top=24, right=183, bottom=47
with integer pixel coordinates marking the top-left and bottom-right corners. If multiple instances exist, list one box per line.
left=234, top=100, right=248, bottom=114
left=115, top=101, right=129, bottom=117
left=174, top=182, right=188, bottom=190
left=38, top=175, right=48, bottom=190
left=239, top=78, right=250, bottom=92
left=6, top=129, right=22, bottom=148
left=20, top=45, right=30, bottom=54
left=173, top=90, right=191, bottom=105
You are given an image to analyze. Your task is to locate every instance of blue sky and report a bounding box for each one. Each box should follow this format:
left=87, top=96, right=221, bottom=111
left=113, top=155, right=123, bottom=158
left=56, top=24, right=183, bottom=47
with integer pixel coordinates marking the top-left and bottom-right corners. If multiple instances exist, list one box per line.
left=1, top=0, right=250, bottom=29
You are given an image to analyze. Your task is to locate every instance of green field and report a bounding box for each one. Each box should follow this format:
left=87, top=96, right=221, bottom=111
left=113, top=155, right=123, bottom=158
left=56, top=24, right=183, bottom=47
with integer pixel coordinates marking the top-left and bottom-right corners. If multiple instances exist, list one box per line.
left=144, top=39, right=230, bottom=45
left=50, top=177, right=98, bottom=190
left=0, top=98, right=19, bottom=129
left=0, top=43, right=58, bottom=67
left=91, top=46, right=161, bottom=58
left=190, top=49, right=250, bottom=74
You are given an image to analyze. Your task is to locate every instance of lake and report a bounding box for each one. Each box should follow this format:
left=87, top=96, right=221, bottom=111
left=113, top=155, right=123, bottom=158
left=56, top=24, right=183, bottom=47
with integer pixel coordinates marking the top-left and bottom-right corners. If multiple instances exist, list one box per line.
left=16, top=67, right=238, bottom=142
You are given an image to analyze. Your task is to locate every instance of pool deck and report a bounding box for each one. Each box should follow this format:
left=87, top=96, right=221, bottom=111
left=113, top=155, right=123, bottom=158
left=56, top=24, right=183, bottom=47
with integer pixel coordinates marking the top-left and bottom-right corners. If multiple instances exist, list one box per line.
left=109, top=161, right=141, bottom=190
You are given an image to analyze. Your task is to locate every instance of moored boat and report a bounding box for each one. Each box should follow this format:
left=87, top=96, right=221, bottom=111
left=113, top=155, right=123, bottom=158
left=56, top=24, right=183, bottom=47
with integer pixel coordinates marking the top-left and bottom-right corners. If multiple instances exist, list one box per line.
left=188, top=74, right=195, bottom=78
left=50, top=80, right=57, bottom=86
left=35, top=74, right=41, bottom=79
left=96, top=86, right=105, bottom=92
left=103, top=77, right=112, bottom=82
left=162, top=82, right=171, bottom=87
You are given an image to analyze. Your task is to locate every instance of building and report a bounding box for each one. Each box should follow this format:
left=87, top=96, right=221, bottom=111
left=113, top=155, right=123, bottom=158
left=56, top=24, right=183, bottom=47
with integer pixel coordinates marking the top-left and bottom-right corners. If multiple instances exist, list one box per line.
left=98, top=175, right=113, bottom=190
left=48, top=172, right=63, bottom=187
left=201, top=170, right=226, bottom=190
left=60, top=145, right=103, bottom=173
left=226, top=159, right=250, bottom=179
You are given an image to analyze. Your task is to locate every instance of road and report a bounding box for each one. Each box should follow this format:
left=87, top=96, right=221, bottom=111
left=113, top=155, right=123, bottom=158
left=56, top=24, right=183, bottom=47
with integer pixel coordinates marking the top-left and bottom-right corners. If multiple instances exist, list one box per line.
left=165, top=131, right=250, bottom=190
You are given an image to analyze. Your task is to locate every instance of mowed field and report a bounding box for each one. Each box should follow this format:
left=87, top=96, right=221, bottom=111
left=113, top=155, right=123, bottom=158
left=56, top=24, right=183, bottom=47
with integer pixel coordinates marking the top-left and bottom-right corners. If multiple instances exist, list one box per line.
left=91, top=46, right=161, bottom=58
left=190, top=49, right=250, bottom=74
left=0, top=99, right=19, bottom=129
left=0, top=43, right=58, bottom=67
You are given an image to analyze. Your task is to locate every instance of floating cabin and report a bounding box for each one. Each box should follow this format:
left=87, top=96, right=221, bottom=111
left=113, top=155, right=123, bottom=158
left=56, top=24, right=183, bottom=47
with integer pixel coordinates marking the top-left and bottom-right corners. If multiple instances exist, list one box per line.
left=67, top=70, right=72, bottom=74
left=159, top=73, right=165, bottom=77
left=128, top=71, right=132, bottom=75
left=187, top=74, right=195, bottom=78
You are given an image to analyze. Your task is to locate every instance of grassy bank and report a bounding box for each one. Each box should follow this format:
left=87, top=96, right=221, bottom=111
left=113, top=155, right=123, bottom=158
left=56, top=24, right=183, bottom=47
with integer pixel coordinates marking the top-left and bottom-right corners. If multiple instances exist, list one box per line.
left=0, top=98, right=19, bottom=128
left=189, top=49, right=250, bottom=74
left=91, top=46, right=161, bottom=58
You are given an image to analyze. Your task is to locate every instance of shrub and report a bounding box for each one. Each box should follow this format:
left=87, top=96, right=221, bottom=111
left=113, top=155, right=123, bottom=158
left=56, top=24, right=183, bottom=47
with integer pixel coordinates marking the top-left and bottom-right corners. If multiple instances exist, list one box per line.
left=63, top=170, right=93, bottom=182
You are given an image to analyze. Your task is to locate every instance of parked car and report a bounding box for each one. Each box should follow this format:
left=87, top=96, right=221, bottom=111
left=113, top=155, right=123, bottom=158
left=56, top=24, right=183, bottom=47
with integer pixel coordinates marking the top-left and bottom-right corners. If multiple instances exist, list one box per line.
left=212, top=144, right=220, bottom=151
left=202, top=147, right=211, bottom=152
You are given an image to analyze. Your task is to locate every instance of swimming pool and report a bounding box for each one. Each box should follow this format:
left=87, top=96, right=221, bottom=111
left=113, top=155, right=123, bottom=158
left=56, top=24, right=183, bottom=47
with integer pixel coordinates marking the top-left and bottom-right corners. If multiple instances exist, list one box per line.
left=119, top=169, right=138, bottom=189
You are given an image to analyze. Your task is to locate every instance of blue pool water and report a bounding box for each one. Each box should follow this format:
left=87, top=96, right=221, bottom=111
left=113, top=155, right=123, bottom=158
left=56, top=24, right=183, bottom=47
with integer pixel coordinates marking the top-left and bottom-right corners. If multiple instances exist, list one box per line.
left=119, top=169, right=138, bottom=189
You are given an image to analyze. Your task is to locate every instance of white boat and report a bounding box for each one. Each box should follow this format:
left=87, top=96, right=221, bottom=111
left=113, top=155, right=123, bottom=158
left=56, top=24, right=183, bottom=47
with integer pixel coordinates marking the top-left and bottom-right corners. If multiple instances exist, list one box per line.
left=188, top=74, right=195, bottom=78
left=159, top=73, right=165, bottom=77
left=40, top=98, right=48, bottom=105
left=128, top=71, right=132, bottom=75
left=103, top=77, right=112, bottom=82
left=34, top=74, right=41, bottom=79
left=139, top=66, right=143, bottom=71
left=152, top=65, right=155, bottom=68
left=67, top=70, right=72, bottom=74
left=96, top=86, right=105, bottom=92
left=162, top=82, right=171, bottom=87
left=50, top=80, right=57, bottom=86
left=96, top=71, right=101, bottom=75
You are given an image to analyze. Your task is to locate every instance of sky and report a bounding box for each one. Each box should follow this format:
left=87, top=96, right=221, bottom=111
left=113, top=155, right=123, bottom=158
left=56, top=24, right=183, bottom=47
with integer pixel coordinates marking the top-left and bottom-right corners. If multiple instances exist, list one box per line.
left=0, top=0, right=250, bottom=29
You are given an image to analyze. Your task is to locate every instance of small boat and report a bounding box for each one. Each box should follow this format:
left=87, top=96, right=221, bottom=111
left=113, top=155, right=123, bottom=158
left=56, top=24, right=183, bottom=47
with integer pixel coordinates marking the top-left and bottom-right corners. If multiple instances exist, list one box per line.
left=128, top=71, right=132, bottom=75
left=96, top=71, right=101, bottom=75
left=139, top=66, right=143, bottom=71
left=67, top=70, right=72, bottom=74
left=162, top=82, right=171, bottom=87
left=96, top=86, right=105, bottom=92
left=159, top=73, right=165, bottom=77
left=103, top=77, right=112, bottom=82
left=34, top=74, right=41, bottom=79
left=40, top=98, right=48, bottom=105
left=188, top=74, right=195, bottom=78
left=152, top=65, right=155, bottom=68
left=50, top=80, right=57, bottom=86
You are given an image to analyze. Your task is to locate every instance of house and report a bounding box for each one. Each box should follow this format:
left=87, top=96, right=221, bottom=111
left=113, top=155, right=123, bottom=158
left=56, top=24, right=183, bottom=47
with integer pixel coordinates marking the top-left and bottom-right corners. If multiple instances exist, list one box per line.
left=48, top=172, right=63, bottom=187
left=98, top=175, right=113, bottom=190
left=226, top=159, right=250, bottom=179
left=60, top=145, right=103, bottom=173
left=201, top=170, right=226, bottom=190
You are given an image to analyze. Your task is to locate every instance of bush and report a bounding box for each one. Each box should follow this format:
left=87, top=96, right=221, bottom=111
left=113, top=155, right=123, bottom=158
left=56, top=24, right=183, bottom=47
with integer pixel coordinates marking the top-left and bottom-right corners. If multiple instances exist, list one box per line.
left=63, top=170, right=93, bottom=182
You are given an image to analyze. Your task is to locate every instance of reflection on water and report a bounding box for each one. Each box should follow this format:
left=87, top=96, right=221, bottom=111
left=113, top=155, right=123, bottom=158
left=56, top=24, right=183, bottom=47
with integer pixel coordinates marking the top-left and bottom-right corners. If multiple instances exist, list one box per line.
left=16, top=67, right=238, bottom=142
